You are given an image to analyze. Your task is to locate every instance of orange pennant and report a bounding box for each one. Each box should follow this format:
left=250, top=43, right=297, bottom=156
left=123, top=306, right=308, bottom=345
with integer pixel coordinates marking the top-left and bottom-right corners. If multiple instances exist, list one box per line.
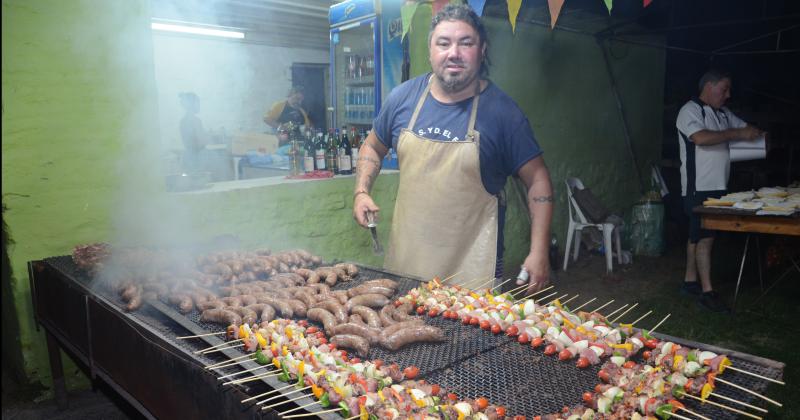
left=547, top=0, right=565, bottom=29
left=644, top=0, right=653, bottom=7
left=507, top=0, right=522, bottom=34
left=432, top=0, right=449, bottom=15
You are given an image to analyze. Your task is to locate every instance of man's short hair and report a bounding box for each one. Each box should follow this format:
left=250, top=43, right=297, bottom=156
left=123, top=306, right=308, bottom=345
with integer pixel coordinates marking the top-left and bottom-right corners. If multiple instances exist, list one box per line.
left=288, top=85, right=305, bottom=97
left=698, top=69, right=731, bottom=93
left=429, top=4, right=490, bottom=77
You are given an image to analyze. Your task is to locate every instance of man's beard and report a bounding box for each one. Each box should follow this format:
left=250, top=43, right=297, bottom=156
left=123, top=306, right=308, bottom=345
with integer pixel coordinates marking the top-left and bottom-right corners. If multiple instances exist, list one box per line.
left=435, top=64, right=477, bottom=93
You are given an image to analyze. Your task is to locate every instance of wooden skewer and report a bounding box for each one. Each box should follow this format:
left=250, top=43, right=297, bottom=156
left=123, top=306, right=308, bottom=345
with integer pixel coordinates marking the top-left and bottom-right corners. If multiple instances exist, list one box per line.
left=514, top=290, right=557, bottom=305
left=490, top=278, right=514, bottom=292
left=256, top=385, right=312, bottom=405
left=629, top=310, right=653, bottom=326
left=176, top=331, right=224, bottom=340
left=711, top=392, right=768, bottom=413
left=282, top=407, right=344, bottom=418
left=715, top=377, right=782, bottom=407
left=528, top=285, right=555, bottom=297
left=440, top=271, right=461, bottom=284
left=241, top=382, right=296, bottom=404
left=343, top=416, right=360, bottom=420
left=205, top=353, right=251, bottom=370
left=679, top=407, right=712, bottom=420
left=569, top=297, right=597, bottom=312
left=545, top=293, right=570, bottom=306
left=263, top=392, right=313, bottom=410
left=218, top=365, right=275, bottom=381
left=682, top=392, right=763, bottom=419
left=207, top=353, right=256, bottom=370
left=610, top=302, right=638, bottom=324
left=603, top=303, right=629, bottom=319
left=648, top=313, right=671, bottom=334
left=474, top=276, right=497, bottom=291
left=590, top=299, right=614, bottom=313
left=665, top=411, right=694, bottom=420
left=726, top=365, right=785, bottom=385
left=506, top=283, right=529, bottom=295
left=560, top=294, right=580, bottom=307
left=225, top=370, right=282, bottom=386
left=196, top=339, right=242, bottom=354
left=203, top=343, right=243, bottom=354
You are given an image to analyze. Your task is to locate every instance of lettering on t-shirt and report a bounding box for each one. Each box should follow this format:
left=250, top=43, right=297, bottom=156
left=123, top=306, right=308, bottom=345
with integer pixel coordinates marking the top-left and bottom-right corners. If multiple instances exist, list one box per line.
left=416, top=126, right=461, bottom=141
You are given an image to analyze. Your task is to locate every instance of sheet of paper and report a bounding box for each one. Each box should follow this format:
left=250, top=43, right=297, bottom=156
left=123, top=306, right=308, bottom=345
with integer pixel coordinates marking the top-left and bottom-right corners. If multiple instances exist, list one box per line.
left=729, top=136, right=766, bottom=162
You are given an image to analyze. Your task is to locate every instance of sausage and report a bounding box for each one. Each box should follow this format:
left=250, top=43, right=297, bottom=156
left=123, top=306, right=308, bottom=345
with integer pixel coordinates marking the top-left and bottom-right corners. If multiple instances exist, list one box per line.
left=286, top=299, right=308, bottom=318
left=307, top=308, right=337, bottom=336
left=196, top=300, right=225, bottom=311
left=220, top=296, right=242, bottom=307
left=238, top=295, right=257, bottom=306
left=316, top=291, right=348, bottom=305
left=361, top=278, right=398, bottom=289
left=245, top=304, right=276, bottom=324
left=224, top=306, right=257, bottom=325
left=379, top=305, right=398, bottom=327
left=382, top=319, right=425, bottom=337
left=255, top=295, right=293, bottom=318
left=349, top=314, right=365, bottom=325
left=120, top=284, right=140, bottom=301
left=347, top=285, right=395, bottom=298
left=380, top=325, right=445, bottom=351
left=311, top=299, right=348, bottom=324
left=330, top=334, right=369, bottom=357
left=200, top=308, right=242, bottom=326
left=393, top=303, right=417, bottom=321
left=309, top=283, right=331, bottom=295
left=293, top=291, right=316, bottom=308
left=125, top=293, right=143, bottom=312
left=351, top=305, right=382, bottom=328
left=333, top=323, right=380, bottom=344
left=334, top=263, right=359, bottom=278
left=142, top=282, right=168, bottom=296
left=345, top=294, right=390, bottom=312
left=315, top=268, right=338, bottom=286
left=168, top=293, right=194, bottom=313
left=295, top=268, right=321, bottom=284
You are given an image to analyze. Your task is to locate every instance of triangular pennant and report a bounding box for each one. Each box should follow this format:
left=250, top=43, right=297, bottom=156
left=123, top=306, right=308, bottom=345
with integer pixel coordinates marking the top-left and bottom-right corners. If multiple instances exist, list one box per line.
left=604, top=0, right=613, bottom=14
left=643, top=0, right=653, bottom=7
left=432, top=0, right=449, bottom=15
left=547, top=0, right=565, bottom=29
left=468, top=0, right=487, bottom=16
left=507, top=0, right=522, bottom=34
left=401, top=2, right=418, bottom=41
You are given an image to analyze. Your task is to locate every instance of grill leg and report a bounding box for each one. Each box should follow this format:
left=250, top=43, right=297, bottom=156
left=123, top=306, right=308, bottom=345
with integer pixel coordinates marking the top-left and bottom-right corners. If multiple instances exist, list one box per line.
left=45, top=331, right=69, bottom=410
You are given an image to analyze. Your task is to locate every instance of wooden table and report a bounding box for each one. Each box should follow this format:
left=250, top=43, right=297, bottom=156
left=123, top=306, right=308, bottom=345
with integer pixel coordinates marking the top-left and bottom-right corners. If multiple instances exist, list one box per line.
left=694, top=206, right=800, bottom=310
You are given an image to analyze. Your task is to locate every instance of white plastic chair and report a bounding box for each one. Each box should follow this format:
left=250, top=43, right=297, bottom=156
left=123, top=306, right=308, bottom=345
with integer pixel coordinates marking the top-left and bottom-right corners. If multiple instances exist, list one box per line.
left=563, top=177, right=622, bottom=273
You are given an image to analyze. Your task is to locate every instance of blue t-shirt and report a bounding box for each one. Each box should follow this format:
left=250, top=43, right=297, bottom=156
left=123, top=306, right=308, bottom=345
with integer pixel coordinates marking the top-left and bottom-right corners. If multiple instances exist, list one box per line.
left=373, top=73, right=543, bottom=195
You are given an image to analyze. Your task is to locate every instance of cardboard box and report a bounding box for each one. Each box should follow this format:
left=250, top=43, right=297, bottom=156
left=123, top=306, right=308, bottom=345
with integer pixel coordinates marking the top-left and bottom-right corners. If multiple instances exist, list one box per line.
left=230, top=132, right=278, bottom=156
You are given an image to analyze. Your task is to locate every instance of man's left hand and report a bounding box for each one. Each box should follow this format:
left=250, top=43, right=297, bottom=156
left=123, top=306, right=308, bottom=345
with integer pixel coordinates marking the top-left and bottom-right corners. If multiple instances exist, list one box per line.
left=523, top=251, right=550, bottom=295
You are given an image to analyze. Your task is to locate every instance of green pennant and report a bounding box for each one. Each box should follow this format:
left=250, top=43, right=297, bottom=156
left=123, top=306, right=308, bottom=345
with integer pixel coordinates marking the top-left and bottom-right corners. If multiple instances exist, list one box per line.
left=604, top=0, right=613, bottom=14
left=401, top=2, right=419, bottom=41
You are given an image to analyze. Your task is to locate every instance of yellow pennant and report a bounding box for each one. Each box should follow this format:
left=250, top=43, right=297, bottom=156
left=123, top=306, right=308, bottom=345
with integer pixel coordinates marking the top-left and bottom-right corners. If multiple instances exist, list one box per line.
left=507, top=0, right=522, bottom=34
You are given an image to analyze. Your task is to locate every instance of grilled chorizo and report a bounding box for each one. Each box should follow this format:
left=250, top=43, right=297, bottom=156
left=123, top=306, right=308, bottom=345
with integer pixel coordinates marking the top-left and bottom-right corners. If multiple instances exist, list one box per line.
left=380, top=325, right=445, bottom=351
left=333, top=323, right=380, bottom=345
left=379, top=305, right=398, bottom=327
left=330, top=334, right=369, bottom=357
left=307, top=308, right=337, bottom=335
left=311, top=299, right=348, bottom=324
left=255, top=295, right=293, bottom=318
left=350, top=305, right=382, bottom=328
left=347, top=285, right=395, bottom=298
left=200, top=308, right=242, bottom=326
left=345, top=294, right=390, bottom=312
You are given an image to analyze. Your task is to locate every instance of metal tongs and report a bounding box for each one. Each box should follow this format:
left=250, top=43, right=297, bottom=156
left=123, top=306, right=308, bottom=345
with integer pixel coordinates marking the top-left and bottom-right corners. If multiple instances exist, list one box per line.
left=366, top=211, right=383, bottom=255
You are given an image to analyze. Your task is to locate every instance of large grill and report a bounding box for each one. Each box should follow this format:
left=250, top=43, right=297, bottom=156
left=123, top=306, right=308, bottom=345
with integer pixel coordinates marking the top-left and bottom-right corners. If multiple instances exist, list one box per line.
left=34, top=256, right=785, bottom=419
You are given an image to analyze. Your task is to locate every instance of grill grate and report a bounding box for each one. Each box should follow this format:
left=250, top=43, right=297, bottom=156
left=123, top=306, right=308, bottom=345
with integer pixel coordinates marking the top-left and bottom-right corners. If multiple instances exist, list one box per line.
left=43, top=256, right=784, bottom=418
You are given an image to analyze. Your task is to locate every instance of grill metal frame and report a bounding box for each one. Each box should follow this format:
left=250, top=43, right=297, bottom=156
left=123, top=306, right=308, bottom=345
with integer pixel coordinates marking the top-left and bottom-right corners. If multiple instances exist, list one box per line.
left=32, top=256, right=785, bottom=419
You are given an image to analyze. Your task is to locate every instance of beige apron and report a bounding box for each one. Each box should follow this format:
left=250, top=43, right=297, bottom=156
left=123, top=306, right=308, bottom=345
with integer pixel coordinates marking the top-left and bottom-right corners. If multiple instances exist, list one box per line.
left=384, top=78, right=498, bottom=289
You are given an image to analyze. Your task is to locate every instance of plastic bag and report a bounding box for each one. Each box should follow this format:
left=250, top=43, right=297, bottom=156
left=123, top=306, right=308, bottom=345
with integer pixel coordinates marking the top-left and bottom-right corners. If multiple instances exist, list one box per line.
left=628, top=201, right=665, bottom=256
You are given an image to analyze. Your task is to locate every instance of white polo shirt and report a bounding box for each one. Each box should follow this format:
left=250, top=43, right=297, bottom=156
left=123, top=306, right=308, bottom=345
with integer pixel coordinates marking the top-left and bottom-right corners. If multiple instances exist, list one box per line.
left=676, top=100, right=747, bottom=196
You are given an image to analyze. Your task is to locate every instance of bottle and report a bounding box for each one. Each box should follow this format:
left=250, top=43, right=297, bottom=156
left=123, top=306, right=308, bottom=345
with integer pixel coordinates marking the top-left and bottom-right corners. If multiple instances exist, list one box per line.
left=348, top=55, right=356, bottom=80
left=338, top=126, right=353, bottom=175
left=326, top=128, right=338, bottom=174
left=303, top=129, right=315, bottom=173
left=315, top=129, right=326, bottom=171
left=350, top=127, right=360, bottom=173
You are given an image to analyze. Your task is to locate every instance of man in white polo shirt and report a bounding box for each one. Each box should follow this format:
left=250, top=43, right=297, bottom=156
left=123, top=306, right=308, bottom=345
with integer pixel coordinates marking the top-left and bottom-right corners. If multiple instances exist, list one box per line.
left=676, top=69, right=764, bottom=312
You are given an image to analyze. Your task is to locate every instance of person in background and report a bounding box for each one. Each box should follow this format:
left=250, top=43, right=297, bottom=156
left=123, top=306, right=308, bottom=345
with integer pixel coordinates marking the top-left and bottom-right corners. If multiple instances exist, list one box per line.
left=676, top=69, right=764, bottom=312
left=178, top=92, right=209, bottom=173
left=263, top=86, right=312, bottom=145
left=352, top=4, right=553, bottom=294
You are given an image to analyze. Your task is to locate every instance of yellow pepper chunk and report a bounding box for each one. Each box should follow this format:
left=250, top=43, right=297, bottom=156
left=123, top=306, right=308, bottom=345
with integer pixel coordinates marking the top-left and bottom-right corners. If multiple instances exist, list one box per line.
left=298, top=360, right=305, bottom=375
left=612, top=343, right=633, bottom=352
left=701, top=383, right=713, bottom=400
left=238, top=325, right=249, bottom=340
left=718, top=356, right=732, bottom=374
left=311, top=384, right=323, bottom=399
left=672, top=354, right=684, bottom=371
left=255, top=332, right=267, bottom=350
left=282, top=345, right=289, bottom=357
left=285, top=327, right=294, bottom=340
left=272, top=358, right=281, bottom=369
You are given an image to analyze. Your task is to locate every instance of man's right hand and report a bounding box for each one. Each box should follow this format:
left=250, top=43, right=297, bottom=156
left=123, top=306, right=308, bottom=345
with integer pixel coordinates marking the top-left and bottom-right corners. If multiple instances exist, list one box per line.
left=353, top=193, right=380, bottom=228
left=739, top=125, right=764, bottom=141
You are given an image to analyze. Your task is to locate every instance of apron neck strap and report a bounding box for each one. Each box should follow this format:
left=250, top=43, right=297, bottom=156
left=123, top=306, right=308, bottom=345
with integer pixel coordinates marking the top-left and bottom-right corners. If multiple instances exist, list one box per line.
left=407, top=75, right=483, bottom=136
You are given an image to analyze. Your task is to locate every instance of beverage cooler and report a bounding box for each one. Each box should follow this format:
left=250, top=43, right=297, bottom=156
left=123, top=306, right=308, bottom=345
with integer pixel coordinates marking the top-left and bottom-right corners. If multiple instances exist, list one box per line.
left=329, top=0, right=403, bottom=132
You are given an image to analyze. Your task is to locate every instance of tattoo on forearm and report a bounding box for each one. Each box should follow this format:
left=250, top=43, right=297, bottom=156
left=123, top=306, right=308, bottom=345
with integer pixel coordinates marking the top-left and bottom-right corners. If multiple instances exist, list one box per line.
left=530, top=195, right=554, bottom=203
left=356, top=164, right=380, bottom=193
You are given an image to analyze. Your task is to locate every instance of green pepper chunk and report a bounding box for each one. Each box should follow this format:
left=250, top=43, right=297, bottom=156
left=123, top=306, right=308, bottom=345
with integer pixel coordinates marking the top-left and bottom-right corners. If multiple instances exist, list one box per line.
left=319, top=393, right=330, bottom=408
left=643, top=329, right=653, bottom=340
left=254, top=350, right=269, bottom=365
left=369, top=414, right=378, bottom=420
left=687, top=351, right=697, bottom=362
left=337, top=401, right=349, bottom=417
left=655, top=404, right=674, bottom=419
left=672, top=386, right=685, bottom=398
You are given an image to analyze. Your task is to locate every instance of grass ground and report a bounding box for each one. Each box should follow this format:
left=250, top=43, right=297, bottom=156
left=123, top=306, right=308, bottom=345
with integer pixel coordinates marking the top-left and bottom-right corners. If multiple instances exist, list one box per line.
left=539, top=232, right=799, bottom=419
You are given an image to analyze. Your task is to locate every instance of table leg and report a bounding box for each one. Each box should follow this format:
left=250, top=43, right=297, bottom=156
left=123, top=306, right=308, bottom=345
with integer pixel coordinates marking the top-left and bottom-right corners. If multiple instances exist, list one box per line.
left=751, top=257, right=800, bottom=306
left=45, top=331, right=69, bottom=410
left=732, top=234, right=750, bottom=313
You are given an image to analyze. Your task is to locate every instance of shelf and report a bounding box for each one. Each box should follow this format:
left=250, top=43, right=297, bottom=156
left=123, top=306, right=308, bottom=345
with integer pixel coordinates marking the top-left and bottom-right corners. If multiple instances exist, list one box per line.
left=344, top=76, right=374, bottom=86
